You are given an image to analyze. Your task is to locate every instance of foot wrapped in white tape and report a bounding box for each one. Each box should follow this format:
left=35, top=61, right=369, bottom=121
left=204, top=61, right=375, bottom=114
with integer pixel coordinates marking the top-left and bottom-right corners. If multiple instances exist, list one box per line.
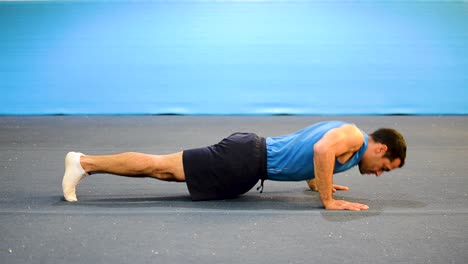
left=62, top=152, right=88, bottom=202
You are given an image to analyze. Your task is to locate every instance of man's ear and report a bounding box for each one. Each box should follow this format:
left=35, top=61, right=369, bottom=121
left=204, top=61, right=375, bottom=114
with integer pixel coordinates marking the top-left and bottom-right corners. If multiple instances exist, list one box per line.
left=377, top=144, right=388, bottom=155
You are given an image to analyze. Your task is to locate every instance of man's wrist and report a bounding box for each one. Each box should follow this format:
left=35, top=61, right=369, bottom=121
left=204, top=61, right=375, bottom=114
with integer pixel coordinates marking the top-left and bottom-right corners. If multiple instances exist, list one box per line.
left=321, top=196, right=334, bottom=206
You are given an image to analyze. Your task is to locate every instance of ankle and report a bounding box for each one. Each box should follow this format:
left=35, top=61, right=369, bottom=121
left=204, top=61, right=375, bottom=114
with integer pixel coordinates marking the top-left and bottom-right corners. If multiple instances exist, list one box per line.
left=80, top=155, right=92, bottom=174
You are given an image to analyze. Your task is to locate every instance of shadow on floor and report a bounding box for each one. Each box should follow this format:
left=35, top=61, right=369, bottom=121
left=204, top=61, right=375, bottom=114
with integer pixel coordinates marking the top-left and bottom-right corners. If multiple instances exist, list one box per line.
left=320, top=193, right=427, bottom=222
left=52, top=188, right=427, bottom=222
left=55, top=193, right=322, bottom=211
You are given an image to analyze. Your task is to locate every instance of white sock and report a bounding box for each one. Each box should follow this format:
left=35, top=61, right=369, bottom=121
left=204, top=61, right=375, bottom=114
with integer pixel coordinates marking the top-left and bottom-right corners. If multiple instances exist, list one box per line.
left=62, top=152, right=88, bottom=202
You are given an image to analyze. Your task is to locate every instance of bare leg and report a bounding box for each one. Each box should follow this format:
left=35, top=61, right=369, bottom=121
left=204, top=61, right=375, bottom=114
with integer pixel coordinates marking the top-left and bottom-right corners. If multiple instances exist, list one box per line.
left=62, top=151, right=185, bottom=202
left=81, top=152, right=185, bottom=181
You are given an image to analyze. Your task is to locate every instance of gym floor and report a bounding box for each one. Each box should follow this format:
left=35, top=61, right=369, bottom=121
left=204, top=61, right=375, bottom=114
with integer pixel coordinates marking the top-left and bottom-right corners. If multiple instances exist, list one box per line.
left=1, top=116, right=467, bottom=263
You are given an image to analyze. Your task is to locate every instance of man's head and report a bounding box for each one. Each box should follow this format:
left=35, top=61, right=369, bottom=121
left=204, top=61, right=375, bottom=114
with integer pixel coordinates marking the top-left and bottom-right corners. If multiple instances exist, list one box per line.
left=359, top=128, right=407, bottom=176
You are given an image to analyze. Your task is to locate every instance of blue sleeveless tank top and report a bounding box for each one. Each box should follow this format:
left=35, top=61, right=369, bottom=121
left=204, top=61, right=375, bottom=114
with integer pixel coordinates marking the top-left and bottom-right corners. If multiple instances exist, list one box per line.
left=266, top=121, right=368, bottom=181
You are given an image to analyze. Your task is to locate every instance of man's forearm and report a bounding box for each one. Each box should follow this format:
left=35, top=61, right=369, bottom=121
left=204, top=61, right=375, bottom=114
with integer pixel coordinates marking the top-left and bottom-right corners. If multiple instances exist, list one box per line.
left=313, top=150, right=335, bottom=206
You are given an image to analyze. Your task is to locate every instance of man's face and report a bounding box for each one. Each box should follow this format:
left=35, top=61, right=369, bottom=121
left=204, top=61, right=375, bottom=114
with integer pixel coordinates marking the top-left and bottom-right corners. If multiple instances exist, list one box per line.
left=358, top=155, right=401, bottom=177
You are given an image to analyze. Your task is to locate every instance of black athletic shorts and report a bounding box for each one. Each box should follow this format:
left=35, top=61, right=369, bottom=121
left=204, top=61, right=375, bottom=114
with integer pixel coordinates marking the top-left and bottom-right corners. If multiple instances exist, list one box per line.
left=183, top=132, right=267, bottom=201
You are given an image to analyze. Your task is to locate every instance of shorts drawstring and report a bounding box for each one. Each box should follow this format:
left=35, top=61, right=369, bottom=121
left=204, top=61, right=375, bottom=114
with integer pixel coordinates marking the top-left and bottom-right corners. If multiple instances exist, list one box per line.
left=256, top=179, right=265, bottom=193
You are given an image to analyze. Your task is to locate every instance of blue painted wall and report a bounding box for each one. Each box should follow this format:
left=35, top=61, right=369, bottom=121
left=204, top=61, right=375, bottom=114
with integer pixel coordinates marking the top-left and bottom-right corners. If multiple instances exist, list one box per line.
left=1, top=0, right=467, bottom=115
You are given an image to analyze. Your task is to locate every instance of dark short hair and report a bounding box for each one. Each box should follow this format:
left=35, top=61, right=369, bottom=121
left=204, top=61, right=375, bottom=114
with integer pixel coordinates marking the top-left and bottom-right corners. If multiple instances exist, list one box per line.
left=370, top=128, right=407, bottom=167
